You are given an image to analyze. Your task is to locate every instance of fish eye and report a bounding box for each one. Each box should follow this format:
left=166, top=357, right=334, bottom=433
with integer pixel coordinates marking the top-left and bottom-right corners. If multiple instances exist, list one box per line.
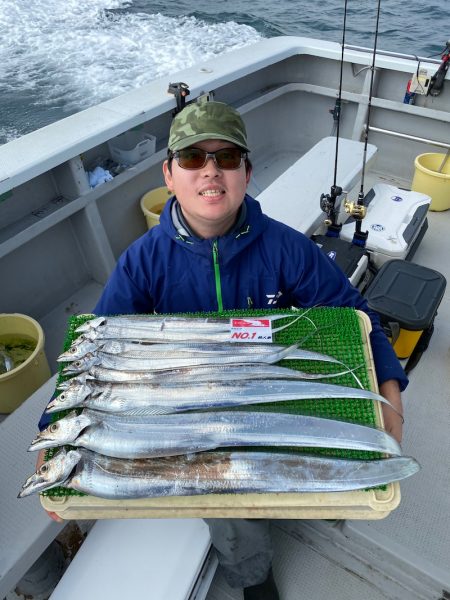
left=59, top=394, right=66, bottom=402
left=50, top=424, right=59, bottom=432
left=70, top=347, right=76, bottom=354
left=40, top=464, right=48, bottom=473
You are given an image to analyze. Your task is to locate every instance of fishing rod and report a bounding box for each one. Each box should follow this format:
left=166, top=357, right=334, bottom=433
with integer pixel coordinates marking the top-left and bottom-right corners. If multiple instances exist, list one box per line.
left=344, top=0, right=382, bottom=248
left=319, top=0, right=349, bottom=237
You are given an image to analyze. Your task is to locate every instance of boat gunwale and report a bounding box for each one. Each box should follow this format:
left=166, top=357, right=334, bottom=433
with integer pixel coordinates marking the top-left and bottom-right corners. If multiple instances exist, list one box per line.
left=0, top=35, right=446, bottom=195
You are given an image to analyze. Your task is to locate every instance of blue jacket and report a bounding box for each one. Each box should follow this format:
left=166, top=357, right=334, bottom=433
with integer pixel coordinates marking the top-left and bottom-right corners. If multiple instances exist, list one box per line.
left=95, top=194, right=408, bottom=391
left=38, top=195, right=407, bottom=431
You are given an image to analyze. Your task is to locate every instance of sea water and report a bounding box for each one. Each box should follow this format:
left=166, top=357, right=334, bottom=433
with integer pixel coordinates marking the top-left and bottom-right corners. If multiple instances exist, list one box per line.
left=0, top=0, right=448, bottom=143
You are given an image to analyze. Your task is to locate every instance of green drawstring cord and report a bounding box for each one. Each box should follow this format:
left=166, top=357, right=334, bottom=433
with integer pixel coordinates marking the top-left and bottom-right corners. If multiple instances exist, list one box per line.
left=212, top=240, right=224, bottom=313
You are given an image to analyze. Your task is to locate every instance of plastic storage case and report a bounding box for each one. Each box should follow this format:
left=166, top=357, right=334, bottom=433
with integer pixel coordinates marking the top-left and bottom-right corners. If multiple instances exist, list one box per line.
left=40, top=309, right=402, bottom=521
left=339, top=183, right=430, bottom=268
left=365, top=259, right=447, bottom=359
left=312, top=235, right=369, bottom=287
left=108, top=130, right=156, bottom=165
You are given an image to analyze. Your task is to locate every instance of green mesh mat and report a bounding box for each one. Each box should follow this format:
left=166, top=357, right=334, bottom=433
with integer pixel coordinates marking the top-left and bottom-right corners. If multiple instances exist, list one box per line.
left=43, top=307, right=382, bottom=498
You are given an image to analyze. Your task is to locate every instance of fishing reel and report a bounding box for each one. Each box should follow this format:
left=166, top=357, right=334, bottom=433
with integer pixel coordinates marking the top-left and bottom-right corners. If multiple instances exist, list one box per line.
left=344, top=199, right=367, bottom=220
left=320, top=185, right=344, bottom=220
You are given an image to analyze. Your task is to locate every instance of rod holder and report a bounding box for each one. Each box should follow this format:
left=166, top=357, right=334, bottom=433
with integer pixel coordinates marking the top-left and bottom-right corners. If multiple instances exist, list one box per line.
left=167, top=82, right=190, bottom=117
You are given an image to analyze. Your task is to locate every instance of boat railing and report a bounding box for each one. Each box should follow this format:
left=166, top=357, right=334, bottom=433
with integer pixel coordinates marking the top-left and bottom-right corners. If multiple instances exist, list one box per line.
left=344, top=44, right=442, bottom=65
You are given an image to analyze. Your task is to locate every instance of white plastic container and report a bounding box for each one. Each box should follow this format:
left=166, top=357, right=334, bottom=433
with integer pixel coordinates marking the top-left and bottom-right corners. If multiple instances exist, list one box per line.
left=108, top=131, right=156, bottom=165
left=339, top=183, right=430, bottom=268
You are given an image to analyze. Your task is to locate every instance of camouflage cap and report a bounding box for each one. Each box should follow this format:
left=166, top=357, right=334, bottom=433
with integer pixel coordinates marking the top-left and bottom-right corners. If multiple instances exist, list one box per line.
left=168, top=101, right=249, bottom=152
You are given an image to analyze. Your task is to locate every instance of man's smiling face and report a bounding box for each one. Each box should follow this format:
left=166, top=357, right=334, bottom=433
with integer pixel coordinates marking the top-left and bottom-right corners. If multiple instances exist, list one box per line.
left=163, top=139, right=251, bottom=239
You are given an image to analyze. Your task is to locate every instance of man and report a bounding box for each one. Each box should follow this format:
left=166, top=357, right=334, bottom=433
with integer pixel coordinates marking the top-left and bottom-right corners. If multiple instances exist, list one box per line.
left=95, top=100, right=405, bottom=436
left=92, top=99, right=406, bottom=599
left=42, top=100, right=406, bottom=598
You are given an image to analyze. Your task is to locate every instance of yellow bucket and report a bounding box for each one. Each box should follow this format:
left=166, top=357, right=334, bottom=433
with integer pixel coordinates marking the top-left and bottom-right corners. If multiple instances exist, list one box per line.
left=140, top=187, right=172, bottom=229
left=0, top=313, right=51, bottom=413
left=411, top=152, right=450, bottom=211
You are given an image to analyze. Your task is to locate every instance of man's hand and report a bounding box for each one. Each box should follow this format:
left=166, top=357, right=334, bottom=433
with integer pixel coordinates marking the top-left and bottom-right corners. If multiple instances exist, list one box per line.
left=36, top=449, right=64, bottom=523
left=379, top=379, right=403, bottom=444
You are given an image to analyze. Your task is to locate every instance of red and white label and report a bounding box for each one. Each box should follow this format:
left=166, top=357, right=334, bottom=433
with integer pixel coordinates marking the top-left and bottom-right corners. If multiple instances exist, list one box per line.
left=229, top=318, right=272, bottom=342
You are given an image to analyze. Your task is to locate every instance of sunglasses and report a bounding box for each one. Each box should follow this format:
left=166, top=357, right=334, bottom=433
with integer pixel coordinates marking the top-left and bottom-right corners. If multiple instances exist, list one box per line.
left=172, top=147, right=247, bottom=170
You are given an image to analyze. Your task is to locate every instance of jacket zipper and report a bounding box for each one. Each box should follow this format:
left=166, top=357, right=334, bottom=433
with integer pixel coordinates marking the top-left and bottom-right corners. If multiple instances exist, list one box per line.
left=212, top=240, right=224, bottom=313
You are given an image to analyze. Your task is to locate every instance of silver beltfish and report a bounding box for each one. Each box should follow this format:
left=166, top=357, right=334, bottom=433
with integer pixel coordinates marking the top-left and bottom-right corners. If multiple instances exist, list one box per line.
left=19, top=448, right=420, bottom=499
left=76, top=315, right=238, bottom=333
left=78, top=313, right=307, bottom=343
left=56, top=363, right=347, bottom=387
left=47, top=378, right=390, bottom=415
left=82, top=327, right=252, bottom=343
left=58, top=338, right=341, bottom=364
left=60, top=342, right=335, bottom=375
left=76, top=313, right=301, bottom=337
left=29, top=409, right=402, bottom=458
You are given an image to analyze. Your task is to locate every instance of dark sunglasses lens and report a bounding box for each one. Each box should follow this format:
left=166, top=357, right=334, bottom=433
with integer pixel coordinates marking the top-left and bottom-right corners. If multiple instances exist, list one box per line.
left=176, top=148, right=244, bottom=169
left=177, top=148, right=206, bottom=169
left=215, top=148, right=243, bottom=169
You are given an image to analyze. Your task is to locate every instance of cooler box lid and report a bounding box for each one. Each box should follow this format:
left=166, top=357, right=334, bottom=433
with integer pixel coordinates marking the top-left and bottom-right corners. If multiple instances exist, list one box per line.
left=340, top=184, right=430, bottom=258
left=365, top=259, right=447, bottom=330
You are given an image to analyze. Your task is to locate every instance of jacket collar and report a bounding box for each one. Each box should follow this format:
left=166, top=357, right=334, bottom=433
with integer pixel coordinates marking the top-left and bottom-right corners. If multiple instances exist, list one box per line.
left=170, top=198, right=248, bottom=239
left=159, top=194, right=270, bottom=261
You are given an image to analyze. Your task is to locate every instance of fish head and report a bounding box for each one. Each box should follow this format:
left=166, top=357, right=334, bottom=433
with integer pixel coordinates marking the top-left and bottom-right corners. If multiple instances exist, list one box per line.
left=47, top=383, right=92, bottom=412
left=57, top=336, right=99, bottom=361
left=75, top=316, right=106, bottom=333
left=28, top=411, right=92, bottom=450
left=62, top=353, right=99, bottom=375
left=57, top=373, right=93, bottom=390
left=18, top=448, right=82, bottom=497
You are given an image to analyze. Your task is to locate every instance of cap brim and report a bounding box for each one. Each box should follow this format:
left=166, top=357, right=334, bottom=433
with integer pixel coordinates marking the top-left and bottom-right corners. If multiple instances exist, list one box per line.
left=170, top=133, right=250, bottom=152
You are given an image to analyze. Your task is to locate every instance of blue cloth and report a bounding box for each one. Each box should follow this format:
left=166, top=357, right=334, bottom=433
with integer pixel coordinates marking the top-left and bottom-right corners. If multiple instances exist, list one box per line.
left=88, top=166, right=113, bottom=188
